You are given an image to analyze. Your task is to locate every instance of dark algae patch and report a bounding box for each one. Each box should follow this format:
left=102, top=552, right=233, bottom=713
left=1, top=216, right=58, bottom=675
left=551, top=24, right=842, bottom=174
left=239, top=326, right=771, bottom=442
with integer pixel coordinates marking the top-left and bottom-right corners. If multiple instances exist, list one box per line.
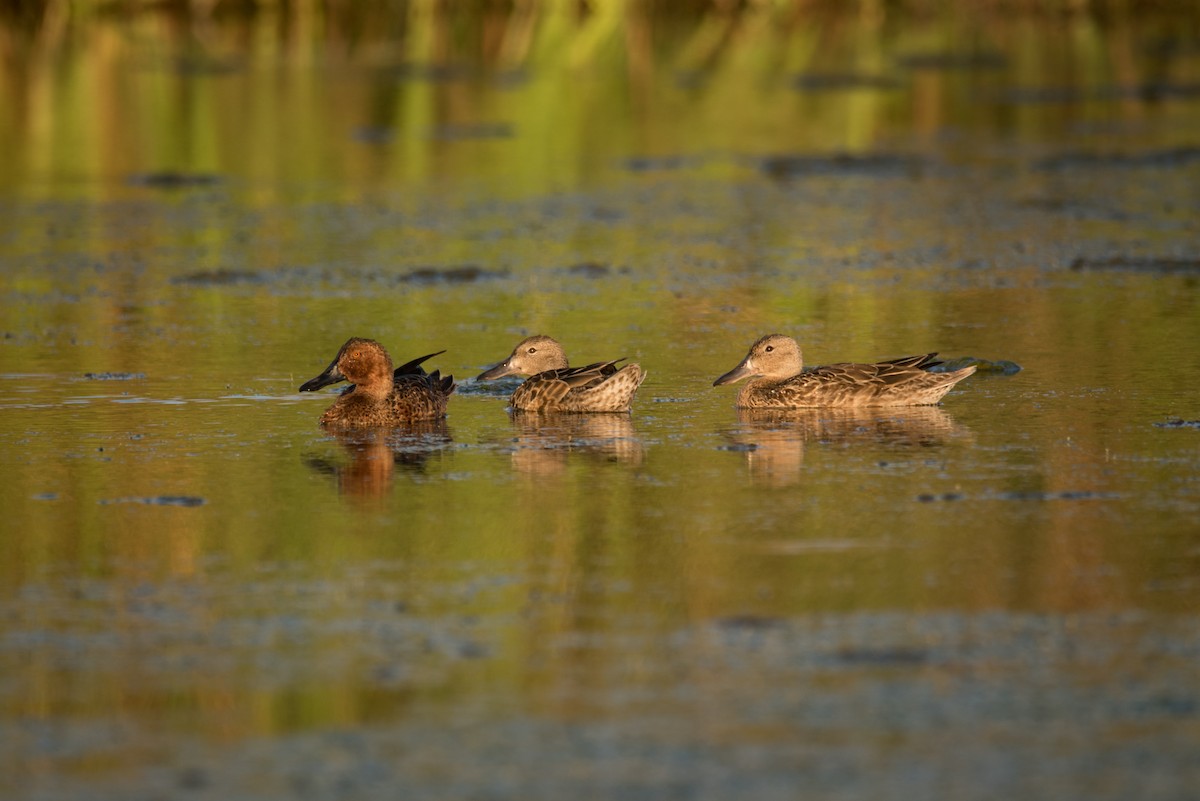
left=1035, top=147, right=1200, bottom=170
left=930, top=357, right=1021, bottom=375
left=896, top=50, right=1008, bottom=71
left=829, top=647, right=932, bottom=667
left=917, top=492, right=965, bottom=503
left=99, top=496, right=207, bottom=507
left=83, top=372, right=146, bottom=381
left=399, top=265, right=508, bottom=284
left=791, top=73, right=901, bottom=91
left=718, top=443, right=759, bottom=452
left=623, top=154, right=700, bottom=172
left=998, top=490, right=1118, bottom=501
left=920, top=490, right=1115, bottom=502
left=1005, top=83, right=1200, bottom=103
left=429, top=122, right=514, bottom=141
left=715, top=615, right=786, bottom=631
left=173, top=269, right=266, bottom=286
left=562, top=262, right=625, bottom=278
left=170, top=265, right=509, bottom=288
left=760, top=152, right=925, bottom=179
left=1070, top=257, right=1200, bottom=274
left=127, top=172, right=223, bottom=188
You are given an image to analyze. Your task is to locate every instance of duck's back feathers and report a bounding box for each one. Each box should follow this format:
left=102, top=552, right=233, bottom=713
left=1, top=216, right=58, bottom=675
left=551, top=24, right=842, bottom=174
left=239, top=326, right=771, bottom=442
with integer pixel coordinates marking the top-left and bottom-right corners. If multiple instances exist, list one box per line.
left=475, top=336, right=647, bottom=413
left=385, top=369, right=455, bottom=421
left=512, top=361, right=645, bottom=412
left=750, top=356, right=973, bottom=408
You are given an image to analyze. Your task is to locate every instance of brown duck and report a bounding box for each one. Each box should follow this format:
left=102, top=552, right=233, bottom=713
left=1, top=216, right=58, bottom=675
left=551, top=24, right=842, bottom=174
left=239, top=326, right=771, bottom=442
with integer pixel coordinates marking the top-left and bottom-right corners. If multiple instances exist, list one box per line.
left=476, top=335, right=646, bottom=413
left=299, top=337, right=455, bottom=426
left=714, top=334, right=974, bottom=408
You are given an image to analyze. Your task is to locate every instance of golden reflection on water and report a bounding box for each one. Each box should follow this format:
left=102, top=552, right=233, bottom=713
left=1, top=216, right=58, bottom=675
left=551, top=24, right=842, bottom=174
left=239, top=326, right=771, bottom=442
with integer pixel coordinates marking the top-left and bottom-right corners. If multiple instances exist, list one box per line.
left=507, top=411, right=645, bottom=476
left=723, top=405, right=970, bottom=487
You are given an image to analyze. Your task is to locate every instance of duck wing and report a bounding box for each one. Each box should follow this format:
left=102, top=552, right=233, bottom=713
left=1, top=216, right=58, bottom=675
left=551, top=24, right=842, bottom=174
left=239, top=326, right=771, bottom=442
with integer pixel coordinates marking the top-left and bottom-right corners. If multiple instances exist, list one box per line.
left=802, top=354, right=941, bottom=387
left=511, top=360, right=624, bottom=410
left=554, top=359, right=624, bottom=389
left=393, top=350, right=447, bottom=378
left=874, top=353, right=943, bottom=373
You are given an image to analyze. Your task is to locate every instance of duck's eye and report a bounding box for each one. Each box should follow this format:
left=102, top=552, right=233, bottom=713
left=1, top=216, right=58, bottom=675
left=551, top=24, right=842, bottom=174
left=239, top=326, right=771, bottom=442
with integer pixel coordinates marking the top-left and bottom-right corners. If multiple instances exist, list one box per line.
left=527, top=347, right=537, bottom=354
left=765, top=345, right=774, bottom=353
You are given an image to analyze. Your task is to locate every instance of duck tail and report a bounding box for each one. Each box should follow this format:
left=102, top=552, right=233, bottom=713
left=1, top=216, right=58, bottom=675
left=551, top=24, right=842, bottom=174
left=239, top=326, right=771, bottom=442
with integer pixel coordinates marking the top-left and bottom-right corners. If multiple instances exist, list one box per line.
left=427, top=369, right=457, bottom=396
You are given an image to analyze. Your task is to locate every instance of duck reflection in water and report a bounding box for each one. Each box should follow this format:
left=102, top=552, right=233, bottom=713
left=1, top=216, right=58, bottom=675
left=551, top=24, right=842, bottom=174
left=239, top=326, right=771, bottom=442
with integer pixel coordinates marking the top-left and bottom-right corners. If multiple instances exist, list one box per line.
left=721, top=406, right=970, bottom=487
left=505, top=411, right=645, bottom=476
left=304, top=420, right=453, bottom=500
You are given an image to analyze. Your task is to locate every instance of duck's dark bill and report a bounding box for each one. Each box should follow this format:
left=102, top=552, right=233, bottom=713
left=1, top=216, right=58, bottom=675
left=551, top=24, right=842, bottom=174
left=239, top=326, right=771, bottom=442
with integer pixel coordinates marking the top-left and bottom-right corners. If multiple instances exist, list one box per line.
left=713, top=362, right=754, bottom=386
left=299, top=358, right=345, bottom=392
left=476, top=360, right=516, bottom=381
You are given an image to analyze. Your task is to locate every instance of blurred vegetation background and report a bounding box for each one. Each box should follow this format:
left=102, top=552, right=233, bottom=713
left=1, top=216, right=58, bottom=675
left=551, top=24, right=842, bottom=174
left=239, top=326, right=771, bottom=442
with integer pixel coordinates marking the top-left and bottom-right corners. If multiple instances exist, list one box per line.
left=3, top=0, right=1199, bottom=197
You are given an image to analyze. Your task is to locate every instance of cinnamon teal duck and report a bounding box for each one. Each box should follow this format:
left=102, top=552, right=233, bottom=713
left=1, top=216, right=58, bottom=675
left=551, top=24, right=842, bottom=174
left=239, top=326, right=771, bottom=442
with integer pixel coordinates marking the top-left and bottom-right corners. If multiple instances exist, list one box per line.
left=713, top=334, right=974, bottom=408
left=299, top=337, right=455, bottom=426
left=475, top=335, right=646, bottom=413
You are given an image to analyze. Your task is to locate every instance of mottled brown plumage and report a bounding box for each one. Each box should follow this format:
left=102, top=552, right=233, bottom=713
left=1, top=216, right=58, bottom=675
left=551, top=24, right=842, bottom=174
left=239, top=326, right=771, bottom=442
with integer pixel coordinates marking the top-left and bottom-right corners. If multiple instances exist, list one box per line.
left=476, top=335, right=646, bottom=413
left=713, top=334, right=974, bottom=408
left=299, top=337, right=455, bottom=426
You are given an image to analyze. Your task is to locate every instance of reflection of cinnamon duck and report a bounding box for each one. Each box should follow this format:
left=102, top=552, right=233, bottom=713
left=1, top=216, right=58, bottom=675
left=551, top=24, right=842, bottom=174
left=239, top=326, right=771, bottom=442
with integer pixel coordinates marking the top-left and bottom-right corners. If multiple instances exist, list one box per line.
left=305, top=421, right=453, bottom=499
left=476, top=336, right=645, bottom=413
left=299, top=338, right=454, bottom=426
left=714, top=335, right=974, bottom=408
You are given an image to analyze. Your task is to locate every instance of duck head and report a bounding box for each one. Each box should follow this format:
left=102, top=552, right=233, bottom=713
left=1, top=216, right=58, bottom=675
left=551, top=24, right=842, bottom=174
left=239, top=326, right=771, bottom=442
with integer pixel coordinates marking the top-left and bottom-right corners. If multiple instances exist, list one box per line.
left=713, top=334, right=804, bottom=385
left=476, top=335, right=569, bottom=380
left=300, top=337, right=394, bottom=395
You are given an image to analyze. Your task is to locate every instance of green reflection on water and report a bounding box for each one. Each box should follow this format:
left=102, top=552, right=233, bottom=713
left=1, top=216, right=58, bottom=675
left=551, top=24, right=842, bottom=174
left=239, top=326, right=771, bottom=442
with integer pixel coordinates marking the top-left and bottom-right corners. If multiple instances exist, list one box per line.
left=3, top=2, right=1199, bottom=195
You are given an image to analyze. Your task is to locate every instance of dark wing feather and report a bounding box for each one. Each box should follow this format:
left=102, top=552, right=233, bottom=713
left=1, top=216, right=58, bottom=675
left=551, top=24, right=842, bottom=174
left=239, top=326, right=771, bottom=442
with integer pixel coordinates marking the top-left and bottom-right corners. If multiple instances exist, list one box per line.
left=393, top=350, right=447, bottom=378
left=876, top=353, right=942, bottom=370
left=874, top=354, right=942, bottom=386
left=805, top=354, right=940, bottom=386
left=552, top=359, right=624, bottom=390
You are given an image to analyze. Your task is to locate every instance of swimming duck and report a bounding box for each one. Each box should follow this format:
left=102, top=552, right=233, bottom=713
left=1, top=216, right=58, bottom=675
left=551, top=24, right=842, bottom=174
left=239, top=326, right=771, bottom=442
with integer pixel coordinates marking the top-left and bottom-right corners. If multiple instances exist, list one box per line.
left=299, top=337, right=455, bottom=426
left=475, top=335, right=646, bottom=412
left=713, top=334, right=974, bottom=408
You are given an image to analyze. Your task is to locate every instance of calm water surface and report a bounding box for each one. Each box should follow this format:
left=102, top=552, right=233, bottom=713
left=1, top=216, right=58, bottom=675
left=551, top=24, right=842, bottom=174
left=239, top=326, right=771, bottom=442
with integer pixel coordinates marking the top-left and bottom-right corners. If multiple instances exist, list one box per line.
left=1, top=4, right=1199, bottom=799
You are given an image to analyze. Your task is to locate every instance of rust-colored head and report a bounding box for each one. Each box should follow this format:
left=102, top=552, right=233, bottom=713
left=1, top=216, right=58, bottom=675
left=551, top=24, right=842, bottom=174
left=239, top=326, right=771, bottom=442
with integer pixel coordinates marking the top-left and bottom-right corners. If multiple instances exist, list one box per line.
left=300, top=337, right=395, bottom=396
